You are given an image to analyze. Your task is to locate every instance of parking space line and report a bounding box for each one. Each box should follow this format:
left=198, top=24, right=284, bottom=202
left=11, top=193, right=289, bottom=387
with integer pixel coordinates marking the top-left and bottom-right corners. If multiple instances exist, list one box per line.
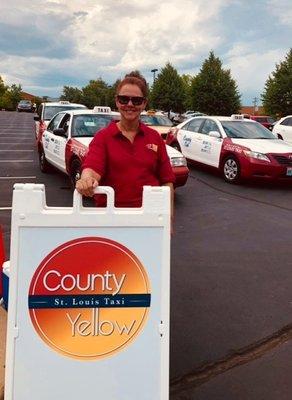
left=0, top=176, right=36, bottom=179
left=0, top=160, right=34, bottom=163
left=0, top=150, right=34, bottom=152
left=0, top=207, right=12, bottom=210
left=0, top=142, right=33, bottom=144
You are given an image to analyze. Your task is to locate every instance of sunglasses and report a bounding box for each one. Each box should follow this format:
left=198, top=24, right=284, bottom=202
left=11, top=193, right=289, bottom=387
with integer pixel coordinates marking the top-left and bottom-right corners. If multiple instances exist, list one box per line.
left=116, top=95, right=145, bottom=106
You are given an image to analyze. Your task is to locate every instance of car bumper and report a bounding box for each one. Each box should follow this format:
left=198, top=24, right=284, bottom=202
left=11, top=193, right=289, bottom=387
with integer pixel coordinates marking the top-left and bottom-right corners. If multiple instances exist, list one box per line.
left=18, top=108, right=33, bottom=112
left=241, top=158, right=292, bottom=180
left=173, top=166, right=189, bottom=187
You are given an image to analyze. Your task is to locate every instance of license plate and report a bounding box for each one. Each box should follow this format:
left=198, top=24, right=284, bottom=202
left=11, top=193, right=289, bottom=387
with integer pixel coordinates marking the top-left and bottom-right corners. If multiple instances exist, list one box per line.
left=286, top=167, right=292, bottom=176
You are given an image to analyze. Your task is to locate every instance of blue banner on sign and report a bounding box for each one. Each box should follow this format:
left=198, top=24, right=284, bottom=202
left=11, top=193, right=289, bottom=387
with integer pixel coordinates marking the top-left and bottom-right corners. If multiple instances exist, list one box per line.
left=28, top=294, right=151, bottom=309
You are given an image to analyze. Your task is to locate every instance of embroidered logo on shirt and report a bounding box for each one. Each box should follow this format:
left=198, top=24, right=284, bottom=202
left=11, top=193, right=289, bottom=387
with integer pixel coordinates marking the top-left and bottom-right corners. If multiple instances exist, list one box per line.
left=146, top=143, right=158, bottom=152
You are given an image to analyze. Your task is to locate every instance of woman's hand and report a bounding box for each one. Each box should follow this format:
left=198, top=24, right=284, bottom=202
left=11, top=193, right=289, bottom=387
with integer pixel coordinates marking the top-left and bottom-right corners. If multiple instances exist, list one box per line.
left=75, top=168, right=100, bottom=197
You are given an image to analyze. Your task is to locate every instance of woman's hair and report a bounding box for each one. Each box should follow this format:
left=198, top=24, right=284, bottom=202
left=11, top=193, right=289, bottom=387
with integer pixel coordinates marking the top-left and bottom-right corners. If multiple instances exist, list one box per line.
left=116, top=71, right=148, bottom=98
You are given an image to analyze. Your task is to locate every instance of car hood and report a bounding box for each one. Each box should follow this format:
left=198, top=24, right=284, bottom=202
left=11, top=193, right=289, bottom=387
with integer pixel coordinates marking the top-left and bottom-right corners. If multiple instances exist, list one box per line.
left=73, top=137, right=94, bottom=147
left=231, top=138, right=292, bottom=153
left=150, top=126, right=172, bottom=134
left=73, top=138, right=183, bottom=159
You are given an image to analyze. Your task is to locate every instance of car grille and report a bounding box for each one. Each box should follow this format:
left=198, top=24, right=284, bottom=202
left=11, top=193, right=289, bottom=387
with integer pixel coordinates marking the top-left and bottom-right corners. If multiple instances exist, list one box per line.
left=272, top=155, right=292, bottom=165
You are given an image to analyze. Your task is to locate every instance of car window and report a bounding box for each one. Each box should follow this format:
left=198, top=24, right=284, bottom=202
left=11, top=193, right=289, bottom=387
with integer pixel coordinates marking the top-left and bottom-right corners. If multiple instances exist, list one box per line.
left=43, top=105, right=86, bottom=121
left=280, top=118, right=290, bottom=125
left=280, top=117, right=292, bottom=126
left=140, top=115, right=173, bottom=126
left=221, top=121, right=276, bottom=139
left=47, top=113, right=66, bottom=132
left=200, top=119, right=220, bottom=135
left=184, top=118, right=204, bottom=133
left=253, top=117, right=266, bottom=122
left=72, top=114, right=113, bottom=137
left=59, top=113, right=71, bottom=136
left=37, top=104, right=43, bottom=118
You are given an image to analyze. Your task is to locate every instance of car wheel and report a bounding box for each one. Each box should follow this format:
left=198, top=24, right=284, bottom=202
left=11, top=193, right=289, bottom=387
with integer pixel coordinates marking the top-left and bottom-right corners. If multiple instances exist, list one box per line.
left=39, top=150, right=51, bottom=173
left=223, top=156, right=241, bottom=183
left=70, top=159, right=81, bottom=189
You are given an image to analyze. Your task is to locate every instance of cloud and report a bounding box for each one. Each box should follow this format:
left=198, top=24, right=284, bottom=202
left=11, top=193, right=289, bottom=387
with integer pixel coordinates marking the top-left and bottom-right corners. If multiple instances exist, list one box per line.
left=0, top=0, right=291, bottom=104
left=225, top=45, right=287, bottom=103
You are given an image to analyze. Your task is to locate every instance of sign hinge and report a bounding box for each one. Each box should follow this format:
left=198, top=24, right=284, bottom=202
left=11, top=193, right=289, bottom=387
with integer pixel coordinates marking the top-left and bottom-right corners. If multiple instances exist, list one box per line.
left=159, top=321, right=164, bottom=337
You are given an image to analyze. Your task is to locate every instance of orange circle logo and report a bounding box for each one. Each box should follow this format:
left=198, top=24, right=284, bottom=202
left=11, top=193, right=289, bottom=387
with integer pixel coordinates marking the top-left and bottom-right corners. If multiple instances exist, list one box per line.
left=29, top=237, right=151, bottom=360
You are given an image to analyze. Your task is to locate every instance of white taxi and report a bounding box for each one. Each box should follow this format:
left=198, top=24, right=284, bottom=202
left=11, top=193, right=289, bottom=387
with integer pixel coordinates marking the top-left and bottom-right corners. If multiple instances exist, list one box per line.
left=166, top=114, right=292, bottom=183
left=272, top=115, right=292, bottom=143
left=37, top=107, right=189, bottom=188
left=34, top=100, right=87, bottom=140
left=140, top=111, right=173, bottom=139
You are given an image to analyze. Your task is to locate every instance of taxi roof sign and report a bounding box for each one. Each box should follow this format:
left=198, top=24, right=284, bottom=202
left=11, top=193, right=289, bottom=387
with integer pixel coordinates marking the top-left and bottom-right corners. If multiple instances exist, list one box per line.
left=230, top=114, right=244, bottom=120
left=93, top=106, right=111, bottom=113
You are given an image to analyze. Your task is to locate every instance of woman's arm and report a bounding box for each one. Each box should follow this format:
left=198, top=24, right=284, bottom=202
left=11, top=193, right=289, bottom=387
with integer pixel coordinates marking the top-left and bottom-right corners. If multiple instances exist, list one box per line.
left=75, top=168, right=101, bottom=197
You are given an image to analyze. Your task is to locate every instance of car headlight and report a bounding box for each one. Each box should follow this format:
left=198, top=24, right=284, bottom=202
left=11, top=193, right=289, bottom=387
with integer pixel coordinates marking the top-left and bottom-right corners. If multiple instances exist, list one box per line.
left=243, top=150, right=271, bottom=162
left=170, top=157, right=187, bottom=167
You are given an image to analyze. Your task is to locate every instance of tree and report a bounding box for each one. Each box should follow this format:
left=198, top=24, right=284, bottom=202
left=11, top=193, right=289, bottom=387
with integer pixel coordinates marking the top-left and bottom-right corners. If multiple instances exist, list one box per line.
left=150, top=63, right=186, bottom=114
left=107, top=79, right=121, bottom=110
left=181, top=74, right=193, bottom=110
left=0, top=82, right=22, bottom=110
left=81, top=78, right=111, bottom=108
left=60, top=86, right=83, bottom=104
left=8, top=84, right=22, bottom=108
left=190, top=51, right=241, bottom=115
left=262, top=49, right=292, bottom=117
left=0, top=76, right=7, bottom=97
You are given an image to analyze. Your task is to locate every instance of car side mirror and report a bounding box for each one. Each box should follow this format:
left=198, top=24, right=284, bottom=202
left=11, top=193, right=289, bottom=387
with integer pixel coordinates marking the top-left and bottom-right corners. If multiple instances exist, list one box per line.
left=34, top=116, right=40, bottom=121
left=53, top=128, right=66, bottom=137
left=209, top=130, right=221, bottom=138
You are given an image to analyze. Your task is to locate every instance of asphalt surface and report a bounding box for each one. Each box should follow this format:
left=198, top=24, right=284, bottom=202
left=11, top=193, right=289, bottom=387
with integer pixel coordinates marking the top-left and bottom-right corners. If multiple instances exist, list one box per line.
left=1, top=111, right=292, bottom=398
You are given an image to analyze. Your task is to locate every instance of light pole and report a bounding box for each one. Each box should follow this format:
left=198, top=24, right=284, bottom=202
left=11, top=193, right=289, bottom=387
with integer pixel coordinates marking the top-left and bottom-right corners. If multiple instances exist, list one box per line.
left=151, top=68, right=158, bottom=85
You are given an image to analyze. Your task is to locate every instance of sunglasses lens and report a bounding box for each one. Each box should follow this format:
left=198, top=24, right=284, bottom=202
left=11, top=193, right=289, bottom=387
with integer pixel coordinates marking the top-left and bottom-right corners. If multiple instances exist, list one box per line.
left=117, top=95, right=144, bottom=105
left=117, top=95, right=129, bottom=104
left=132, top=97, right=144, bottom=106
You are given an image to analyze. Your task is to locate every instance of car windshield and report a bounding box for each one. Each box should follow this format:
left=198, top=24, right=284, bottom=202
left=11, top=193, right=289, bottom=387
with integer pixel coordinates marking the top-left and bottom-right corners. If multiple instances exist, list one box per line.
left=44, top=106, right=86, bottom=120
left=72, top=114, right=114, bottom=137
left=221, top=121, right=276, bottom=139
left=140, top=115, right=173, bottom=127
left=267, top=117, right=275, bottom=123
left=19, top=100, right=31, bottom=104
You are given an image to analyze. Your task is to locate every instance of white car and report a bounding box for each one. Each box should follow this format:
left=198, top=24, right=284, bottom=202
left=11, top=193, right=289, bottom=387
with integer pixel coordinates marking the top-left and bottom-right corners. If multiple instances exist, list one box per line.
left=166, top=114, right=292, bottom=183
left=272, top=115, right=292, bottom=143
left=34, top=100, right=87, bottom=140
left=37, top=107, right=189, bottom=188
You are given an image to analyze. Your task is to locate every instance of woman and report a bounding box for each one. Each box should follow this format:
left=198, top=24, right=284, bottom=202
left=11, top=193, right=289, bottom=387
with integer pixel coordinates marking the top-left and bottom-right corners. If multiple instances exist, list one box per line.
left=76, top=72, right=175, bottom=213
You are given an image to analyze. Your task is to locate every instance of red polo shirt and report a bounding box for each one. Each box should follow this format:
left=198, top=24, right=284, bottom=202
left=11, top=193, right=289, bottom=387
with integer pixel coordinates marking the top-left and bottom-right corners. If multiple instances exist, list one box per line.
left=82, top=121, right=175, bottom=207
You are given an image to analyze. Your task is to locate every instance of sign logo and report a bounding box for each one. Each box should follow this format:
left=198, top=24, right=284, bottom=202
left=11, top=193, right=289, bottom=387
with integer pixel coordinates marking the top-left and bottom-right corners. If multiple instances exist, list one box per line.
left=28, top=237, right=151, bottom=360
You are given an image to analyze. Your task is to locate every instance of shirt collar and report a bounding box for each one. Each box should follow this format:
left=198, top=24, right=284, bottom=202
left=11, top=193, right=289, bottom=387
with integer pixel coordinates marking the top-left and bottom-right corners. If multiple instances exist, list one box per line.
left=110, top=121, right=147, bottom=137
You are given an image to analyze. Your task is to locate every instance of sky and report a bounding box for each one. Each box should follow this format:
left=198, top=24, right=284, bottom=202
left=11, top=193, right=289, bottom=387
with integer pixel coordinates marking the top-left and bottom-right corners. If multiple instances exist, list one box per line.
left=0, top=0, right=291, bottom=105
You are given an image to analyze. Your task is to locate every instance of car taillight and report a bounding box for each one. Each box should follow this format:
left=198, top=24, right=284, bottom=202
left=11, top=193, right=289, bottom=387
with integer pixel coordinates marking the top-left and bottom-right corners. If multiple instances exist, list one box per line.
left=37, top=122, right=46, bottom=142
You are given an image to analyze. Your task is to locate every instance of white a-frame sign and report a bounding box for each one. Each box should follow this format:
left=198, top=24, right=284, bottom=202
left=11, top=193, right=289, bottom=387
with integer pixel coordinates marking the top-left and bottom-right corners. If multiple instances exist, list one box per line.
left=5, top=184, right=171, bottom=400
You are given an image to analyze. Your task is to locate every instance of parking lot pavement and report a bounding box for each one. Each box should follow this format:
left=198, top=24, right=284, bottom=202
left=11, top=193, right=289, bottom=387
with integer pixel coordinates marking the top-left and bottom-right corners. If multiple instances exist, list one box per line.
left=170, top=174, right=292, bottom=380
left=2, top=112, right=292, bottom=398
left=171, top=340, right=292, bottom=400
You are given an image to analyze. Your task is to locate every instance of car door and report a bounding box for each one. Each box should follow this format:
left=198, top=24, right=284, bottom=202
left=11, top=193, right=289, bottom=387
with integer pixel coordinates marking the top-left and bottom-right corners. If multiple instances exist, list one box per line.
left=53, top=113, right=71, bottom=172
left=194, top=119, right=223, bottom=167
left=277, top=117, right=292, bottom=143
left=177, top=118, right=205, bottom=159
left=43, top=113, right=66, bottom=168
